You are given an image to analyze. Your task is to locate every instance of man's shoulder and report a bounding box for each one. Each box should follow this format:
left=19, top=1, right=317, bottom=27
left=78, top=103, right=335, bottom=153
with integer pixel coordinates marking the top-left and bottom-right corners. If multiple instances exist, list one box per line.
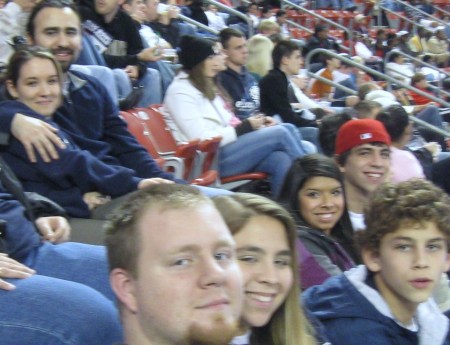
left=260, top=69, right=284, bottom=85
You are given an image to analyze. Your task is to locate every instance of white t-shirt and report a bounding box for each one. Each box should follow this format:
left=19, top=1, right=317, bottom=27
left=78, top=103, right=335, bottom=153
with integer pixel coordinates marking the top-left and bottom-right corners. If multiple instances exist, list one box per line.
left=349, top=211, right=366, bottom=231
left=230, top=332, right=250, bottom=345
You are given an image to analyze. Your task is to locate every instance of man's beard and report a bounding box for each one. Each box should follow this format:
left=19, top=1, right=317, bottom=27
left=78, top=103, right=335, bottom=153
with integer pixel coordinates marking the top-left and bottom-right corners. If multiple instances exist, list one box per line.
left=186, top=312, right=239, bottom=345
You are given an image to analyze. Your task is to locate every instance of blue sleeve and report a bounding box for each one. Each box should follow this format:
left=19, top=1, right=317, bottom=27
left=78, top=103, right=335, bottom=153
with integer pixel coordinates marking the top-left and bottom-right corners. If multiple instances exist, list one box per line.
left=83, top=74, right=178, bottom=181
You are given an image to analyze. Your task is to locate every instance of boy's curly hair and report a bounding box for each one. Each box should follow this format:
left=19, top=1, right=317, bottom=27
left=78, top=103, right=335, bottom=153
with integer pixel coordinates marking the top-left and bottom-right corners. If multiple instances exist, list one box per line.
left=358, top=179, right=450, bottom=253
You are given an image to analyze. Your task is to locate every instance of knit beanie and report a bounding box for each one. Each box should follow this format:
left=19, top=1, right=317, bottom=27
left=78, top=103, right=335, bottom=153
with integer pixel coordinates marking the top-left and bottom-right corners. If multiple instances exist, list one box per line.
left=335, top=119, right=391, bottom=155
left=179, top=35, right=215, bottom=70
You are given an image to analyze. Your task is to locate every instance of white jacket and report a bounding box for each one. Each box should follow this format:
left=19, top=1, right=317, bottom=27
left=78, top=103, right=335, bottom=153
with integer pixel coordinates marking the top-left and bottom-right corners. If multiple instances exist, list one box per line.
left=0, top=2, right=29, bottom=65
left=162, top=72, right=238, bottom=147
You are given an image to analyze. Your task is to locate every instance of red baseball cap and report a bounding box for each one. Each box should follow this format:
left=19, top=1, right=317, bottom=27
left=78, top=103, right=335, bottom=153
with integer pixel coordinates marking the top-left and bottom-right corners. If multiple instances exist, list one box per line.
left=335, top=119, right=391, bottom=155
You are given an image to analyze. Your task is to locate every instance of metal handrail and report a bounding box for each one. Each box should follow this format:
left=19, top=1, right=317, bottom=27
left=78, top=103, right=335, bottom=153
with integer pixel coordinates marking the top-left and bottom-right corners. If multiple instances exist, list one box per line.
left=304, top=48, right=450, bottom=137
left=384, top=0, right=448, bottom=27
left=282, top=0, right=353, bottom=44
left=205, top=0, right=254, bottom=37
left=178, top=13, right=219, bottom=35
left=286, top=19, right=313, bottom=35
left=384, top=50, right=450, bottom=89
left=379, top=5, right=416, bottom=28
left=435, top=6, right=450, bottom=18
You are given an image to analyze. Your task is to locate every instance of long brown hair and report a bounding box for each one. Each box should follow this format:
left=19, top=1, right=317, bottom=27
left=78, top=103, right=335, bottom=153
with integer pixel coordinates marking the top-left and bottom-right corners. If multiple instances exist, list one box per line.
left=214, top=193, right=317, bottom=345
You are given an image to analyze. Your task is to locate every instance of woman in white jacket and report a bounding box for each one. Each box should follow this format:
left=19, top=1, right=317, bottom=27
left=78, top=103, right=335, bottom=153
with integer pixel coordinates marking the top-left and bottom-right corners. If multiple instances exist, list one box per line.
left=163, top=35, right=308, bottom=197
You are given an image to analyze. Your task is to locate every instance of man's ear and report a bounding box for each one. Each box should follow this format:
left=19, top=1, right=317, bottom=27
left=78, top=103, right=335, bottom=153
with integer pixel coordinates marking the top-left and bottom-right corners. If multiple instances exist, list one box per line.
left=110, top=268, right=138, bottom=313
left=5, top=80, right=18, bottom=99
left=361, top=247, right=381, bottom=273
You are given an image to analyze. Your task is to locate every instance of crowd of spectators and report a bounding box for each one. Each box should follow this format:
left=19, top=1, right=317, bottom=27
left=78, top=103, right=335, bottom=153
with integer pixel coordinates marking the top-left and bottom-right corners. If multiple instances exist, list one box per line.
left=0, top=0, right=449, bottom=343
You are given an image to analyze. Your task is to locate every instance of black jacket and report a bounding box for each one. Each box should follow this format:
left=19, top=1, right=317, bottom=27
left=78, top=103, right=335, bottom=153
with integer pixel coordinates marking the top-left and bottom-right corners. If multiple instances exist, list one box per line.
left=260, top=68, right=317, bottom=128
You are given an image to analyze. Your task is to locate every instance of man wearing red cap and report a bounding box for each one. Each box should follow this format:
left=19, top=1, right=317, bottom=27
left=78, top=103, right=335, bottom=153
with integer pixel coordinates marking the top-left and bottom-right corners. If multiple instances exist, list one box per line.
left=334, top=119, right=391, bottom=231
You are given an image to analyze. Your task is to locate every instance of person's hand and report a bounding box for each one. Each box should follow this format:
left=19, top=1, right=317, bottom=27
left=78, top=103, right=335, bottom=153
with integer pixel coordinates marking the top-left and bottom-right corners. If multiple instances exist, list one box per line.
left=124, top=65, right=139, bottom=81
left=137, top=46, right=163, bottom=62
left=248, top=114, right=267, bottom=129
left=168, top=5, right=179, bottom=19
left=424, top=142, right=441, bottom=161
left=263, top=116, right=276, bottom=127
left=138, top=178, right=174, bottom=189
left=11, top=114, right=66, bottom=163
left=35, top=216, right=70, bottom=244
left=291, top=76, right=308, bottom=90
left=0, top=253, right=35, bottom=290
left=14, top=0, right=37, bottom=12
left=83, top=192, right=111, bottom=211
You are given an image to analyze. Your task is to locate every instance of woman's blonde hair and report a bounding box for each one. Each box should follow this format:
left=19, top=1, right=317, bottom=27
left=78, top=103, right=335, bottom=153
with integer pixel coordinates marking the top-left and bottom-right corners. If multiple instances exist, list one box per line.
left=247, top=34, right=274, bottom=78
left=213, top=193, right=316, bottom=345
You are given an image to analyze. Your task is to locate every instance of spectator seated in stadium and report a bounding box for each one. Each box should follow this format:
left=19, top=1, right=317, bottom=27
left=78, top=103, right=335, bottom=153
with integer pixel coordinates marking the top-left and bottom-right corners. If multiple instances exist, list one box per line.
left=0, top=46, right=175, bottom=219
left=145, top=0, right=184, bottom=49
left=163, top=36, right=309, bottom=197
left=0, top=157, right=122, bottom=344
left=260, top=40, right=320, bottom=150
left=426, top=28, right=449, bottom=68
left=79, top=0, right=163, bottom=105
left=213, top=193, right=324, bottom=345
left=105, top=185, right=242, bottom=345
left=385, top=52, right=415, bottom=85
left=304, top=179, right=450, bottom=345
left=408, top=72, right=438, bottom=106
left=303, top=25, right=340, bottom=65
left=246, top=33, right=274, bottom=80
left=278, top=154, right=357, bottom=289
left=309, top=52, right=341, bottom=101
left=121, top=0, right=176, bottom=93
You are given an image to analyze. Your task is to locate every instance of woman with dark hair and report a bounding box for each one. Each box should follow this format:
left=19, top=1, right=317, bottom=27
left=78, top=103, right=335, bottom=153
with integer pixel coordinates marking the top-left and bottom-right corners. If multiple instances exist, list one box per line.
left=278, top=154, right=357, bottom=289
left=163, top=35, right=309, bottom=197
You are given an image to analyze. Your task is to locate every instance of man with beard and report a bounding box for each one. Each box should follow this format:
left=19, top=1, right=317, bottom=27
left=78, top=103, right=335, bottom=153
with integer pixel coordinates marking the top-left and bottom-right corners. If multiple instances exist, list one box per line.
left=105, top=184, right=243, bottom=345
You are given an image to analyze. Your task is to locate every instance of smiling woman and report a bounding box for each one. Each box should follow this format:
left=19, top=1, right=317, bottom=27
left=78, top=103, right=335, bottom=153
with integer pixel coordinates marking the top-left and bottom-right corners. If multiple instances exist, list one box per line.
left=213, top=193, right=318, bottom=345
left=278, top=154, right=357, bottom=289
left=0, top=46, right=174, bottom=218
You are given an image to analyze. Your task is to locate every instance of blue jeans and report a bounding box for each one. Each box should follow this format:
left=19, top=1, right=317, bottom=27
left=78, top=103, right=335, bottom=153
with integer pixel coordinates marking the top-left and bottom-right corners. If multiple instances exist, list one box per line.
left=279, top=123, right=318, bottom=154
left=416, top=105, right=444, bottom=129
left=219, top=125, right=307, bottom=197
left=137, top=68, right=163, bottom=106
left=148, top=61, right=176, bottom=97
left=23, top=242, right=114, bottom=301
left=0, top=274, right=123, bottom=344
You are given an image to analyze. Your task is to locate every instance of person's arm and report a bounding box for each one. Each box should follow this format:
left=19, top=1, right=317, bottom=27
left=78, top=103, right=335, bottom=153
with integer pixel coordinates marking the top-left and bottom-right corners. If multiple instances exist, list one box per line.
left=69, top=72, right=176, bottom=180
left=260, top=73, right=317, bottom=127
left=164, top=86, right=239, bottom=146
left=35, top=216, right=70, bottom=244
left=2, top=105, right=143, bottom=197
left=299, top=235, right=343, bottom=276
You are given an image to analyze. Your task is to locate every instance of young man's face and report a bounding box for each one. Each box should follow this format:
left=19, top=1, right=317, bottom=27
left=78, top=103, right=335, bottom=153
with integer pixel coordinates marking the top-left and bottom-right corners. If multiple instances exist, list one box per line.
left=223, top=36, right=248, bottom=69
left=364, top=222, right=450, bottom=314
left=30, top=7, right=82, bottom=72
left=339, top=143, right=390, bottom=198
left=121, top=203, right=243, bottom=344
left=282, top=49, right=302, bottom=76
left=123, top=0, right=146, bottom=22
